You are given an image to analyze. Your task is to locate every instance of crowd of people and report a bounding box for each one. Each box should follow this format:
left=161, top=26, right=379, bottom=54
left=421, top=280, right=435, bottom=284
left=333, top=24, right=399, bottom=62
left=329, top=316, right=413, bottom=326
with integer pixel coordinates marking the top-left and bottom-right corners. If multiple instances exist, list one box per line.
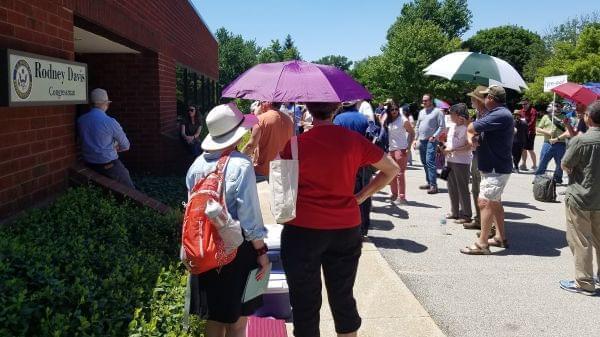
left=76, top=85, right=600, bottom=337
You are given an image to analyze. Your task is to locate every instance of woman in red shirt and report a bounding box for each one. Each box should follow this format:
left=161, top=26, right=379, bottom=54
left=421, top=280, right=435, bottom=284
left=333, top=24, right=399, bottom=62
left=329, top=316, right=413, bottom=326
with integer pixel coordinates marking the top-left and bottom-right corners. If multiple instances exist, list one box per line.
left=280, top=102, right=398, bottom=337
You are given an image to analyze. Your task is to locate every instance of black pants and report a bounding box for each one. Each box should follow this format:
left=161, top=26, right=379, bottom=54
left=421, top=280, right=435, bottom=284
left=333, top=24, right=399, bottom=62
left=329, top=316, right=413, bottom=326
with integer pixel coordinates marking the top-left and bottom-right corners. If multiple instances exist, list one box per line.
left=512, top=142, right=524, bottom=170
left=281, top=225, right=362, bottom=337
left=355, top=166, right=372, bottom=236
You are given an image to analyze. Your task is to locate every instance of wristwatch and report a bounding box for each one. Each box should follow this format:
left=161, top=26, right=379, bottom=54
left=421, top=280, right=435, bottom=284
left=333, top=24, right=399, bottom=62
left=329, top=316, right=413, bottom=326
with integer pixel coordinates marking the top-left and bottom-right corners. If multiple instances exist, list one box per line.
left=255, top=244, right=269, bottom=256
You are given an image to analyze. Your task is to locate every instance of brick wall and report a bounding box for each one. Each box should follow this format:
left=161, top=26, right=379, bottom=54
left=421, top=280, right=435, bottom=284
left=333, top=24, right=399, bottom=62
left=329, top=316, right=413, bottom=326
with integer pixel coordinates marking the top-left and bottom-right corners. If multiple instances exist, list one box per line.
left=0, top=0, right=217, bottom=217
left=0, top=1, right=76, bottom=216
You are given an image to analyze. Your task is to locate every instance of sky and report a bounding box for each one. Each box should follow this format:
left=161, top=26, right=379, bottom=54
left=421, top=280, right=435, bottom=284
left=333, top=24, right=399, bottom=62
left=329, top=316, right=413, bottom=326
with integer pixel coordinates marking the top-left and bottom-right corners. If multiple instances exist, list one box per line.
left=193, top=0, right=600, bottom=62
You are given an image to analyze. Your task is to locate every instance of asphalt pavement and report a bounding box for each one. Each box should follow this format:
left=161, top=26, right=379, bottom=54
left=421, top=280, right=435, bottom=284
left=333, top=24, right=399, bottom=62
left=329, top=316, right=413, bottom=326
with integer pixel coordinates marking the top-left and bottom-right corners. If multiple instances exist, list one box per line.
left=369, top=137, right=600, bottom=337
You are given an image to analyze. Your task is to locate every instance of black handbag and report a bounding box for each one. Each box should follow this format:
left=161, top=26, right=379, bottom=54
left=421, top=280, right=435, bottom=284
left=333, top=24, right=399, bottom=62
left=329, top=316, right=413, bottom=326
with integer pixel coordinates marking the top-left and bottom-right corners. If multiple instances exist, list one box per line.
left=439, top=166, right=451, bottom=181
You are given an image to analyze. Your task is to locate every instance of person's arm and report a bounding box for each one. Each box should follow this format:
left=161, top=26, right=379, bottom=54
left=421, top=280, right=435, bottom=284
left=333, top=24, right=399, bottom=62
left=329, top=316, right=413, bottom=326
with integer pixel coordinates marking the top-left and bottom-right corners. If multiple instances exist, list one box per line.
left=431, top=110, right=446, bottom=140
left=193, top=123, right=202, bottom=140
left=180, top=124, right=187, bottom=138
left=404, top=119, right=415, bottom=149
left=467, top=122, right=478, bottom=148
left=356, top=155, right=399, bottom=204
left=561, top=138, right=581, bottom=175
left=234, top=161, right=269, bottom=280
left=241, top=125, right=261, bottom=156
left=111, top=119, right=130, bottom=152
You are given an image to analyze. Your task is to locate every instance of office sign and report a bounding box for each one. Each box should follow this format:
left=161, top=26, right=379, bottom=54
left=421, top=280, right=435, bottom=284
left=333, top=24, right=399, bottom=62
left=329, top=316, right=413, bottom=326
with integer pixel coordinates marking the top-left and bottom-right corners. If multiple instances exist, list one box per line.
left=543, top=75, right=568, bottom=93
left=1, top=49, right=88, bottom=106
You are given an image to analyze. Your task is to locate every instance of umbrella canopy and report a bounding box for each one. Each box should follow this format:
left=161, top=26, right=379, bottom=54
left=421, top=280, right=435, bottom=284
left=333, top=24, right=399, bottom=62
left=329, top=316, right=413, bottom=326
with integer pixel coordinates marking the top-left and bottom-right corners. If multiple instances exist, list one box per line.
left=221, top=60, right=371, bottom=102
left=551, top=82, right=599, bottom=106
left=424, top=52, right=528, bottom=92
left=434, top=98, right=450, bottom=109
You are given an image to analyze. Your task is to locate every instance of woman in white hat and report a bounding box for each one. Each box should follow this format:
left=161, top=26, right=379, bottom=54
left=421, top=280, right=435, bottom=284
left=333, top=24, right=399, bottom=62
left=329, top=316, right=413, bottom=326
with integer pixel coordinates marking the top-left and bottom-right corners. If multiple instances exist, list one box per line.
left=186, top=103, right=269, bottom=337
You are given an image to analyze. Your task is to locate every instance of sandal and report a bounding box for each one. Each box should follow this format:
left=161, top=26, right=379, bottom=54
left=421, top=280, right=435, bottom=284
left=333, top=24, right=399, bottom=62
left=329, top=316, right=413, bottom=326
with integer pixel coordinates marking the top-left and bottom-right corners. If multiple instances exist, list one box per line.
left=488, top=237, right=509, bottom=248
left=460, top=242, right=491, bottom=255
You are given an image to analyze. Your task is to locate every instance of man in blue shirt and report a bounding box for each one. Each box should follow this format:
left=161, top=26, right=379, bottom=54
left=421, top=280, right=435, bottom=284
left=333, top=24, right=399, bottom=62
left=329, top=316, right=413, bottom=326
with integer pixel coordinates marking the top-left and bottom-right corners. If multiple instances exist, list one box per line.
left=77, top=88, right=134, bottom=188
left=334, top=101, right=372, bottom=237
left=461, top=85, right=514, bottom=255
left=414, top=94, right=445, bottom=194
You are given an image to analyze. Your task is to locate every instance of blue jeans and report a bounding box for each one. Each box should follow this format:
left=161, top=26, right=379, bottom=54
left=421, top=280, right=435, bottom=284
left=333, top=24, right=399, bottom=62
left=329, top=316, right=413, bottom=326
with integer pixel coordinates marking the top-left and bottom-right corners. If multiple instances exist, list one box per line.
left=419, top=139, right=438, bottom=188
left=535, top=142, right=566, bottom=183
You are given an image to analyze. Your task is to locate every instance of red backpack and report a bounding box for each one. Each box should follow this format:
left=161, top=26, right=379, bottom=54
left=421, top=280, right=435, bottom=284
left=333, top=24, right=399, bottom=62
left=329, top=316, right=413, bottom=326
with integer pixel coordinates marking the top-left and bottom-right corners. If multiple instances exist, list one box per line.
left=180, top=152, right=236, bottom=274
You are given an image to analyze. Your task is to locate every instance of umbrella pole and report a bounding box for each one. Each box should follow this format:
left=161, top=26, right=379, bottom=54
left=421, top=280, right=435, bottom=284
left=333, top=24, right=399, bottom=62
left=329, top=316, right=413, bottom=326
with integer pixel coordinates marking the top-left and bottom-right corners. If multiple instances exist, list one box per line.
left=293, top=103, right=297, bottom=136
left=552, top=92, right=556, bottom=133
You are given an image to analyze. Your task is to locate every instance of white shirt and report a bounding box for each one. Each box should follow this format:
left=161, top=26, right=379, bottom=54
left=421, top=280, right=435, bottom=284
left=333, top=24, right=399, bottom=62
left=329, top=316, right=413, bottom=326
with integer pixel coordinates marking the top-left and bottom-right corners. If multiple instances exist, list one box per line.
left=388, top=115, right=409, bottom=151
left=446, top=124, right=472, bottom=164
left=359, top=101, right=375, bottom=122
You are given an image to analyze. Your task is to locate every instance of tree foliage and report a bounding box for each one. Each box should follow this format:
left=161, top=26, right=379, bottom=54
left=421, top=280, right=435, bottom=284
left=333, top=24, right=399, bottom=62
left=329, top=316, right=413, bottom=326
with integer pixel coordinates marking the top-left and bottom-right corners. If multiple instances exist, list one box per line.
left=215, top=27, right=259, bottom=88
left=258, top=34, right=301, bottom=63
left=356, top=20, right=466, bottom=104
left=463, top=25, right=547, bottom=79
left=387, top=0, right=472, bottom=40
left=314, top=55, right=353, bottom=71
left=543, top=11, right=600, bottom=49
left=525, top=24, right=600, bottom=104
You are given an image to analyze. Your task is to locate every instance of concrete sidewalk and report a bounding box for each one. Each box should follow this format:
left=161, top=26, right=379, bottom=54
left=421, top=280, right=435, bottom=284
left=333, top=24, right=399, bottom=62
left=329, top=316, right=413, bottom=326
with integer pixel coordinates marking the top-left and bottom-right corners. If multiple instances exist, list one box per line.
left=256, top=181, right=445, bottom=337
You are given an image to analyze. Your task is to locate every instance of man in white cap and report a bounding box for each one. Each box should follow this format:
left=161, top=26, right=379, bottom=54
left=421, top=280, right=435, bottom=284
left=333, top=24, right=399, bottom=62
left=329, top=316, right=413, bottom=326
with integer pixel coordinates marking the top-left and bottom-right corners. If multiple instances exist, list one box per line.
left=77, top=88, right=134, bottom=188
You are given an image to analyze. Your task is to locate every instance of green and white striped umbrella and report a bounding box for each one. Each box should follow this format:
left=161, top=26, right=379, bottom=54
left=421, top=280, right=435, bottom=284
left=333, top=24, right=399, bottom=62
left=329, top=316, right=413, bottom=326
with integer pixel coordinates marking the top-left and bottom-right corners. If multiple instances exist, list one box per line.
left=424, top=52, right=528, bottom=92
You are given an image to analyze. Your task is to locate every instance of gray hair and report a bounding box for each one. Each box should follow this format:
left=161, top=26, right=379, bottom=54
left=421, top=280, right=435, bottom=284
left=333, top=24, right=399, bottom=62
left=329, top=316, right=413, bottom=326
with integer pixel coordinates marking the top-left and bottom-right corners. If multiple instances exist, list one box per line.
left=587, top=100, right=600, bottom=124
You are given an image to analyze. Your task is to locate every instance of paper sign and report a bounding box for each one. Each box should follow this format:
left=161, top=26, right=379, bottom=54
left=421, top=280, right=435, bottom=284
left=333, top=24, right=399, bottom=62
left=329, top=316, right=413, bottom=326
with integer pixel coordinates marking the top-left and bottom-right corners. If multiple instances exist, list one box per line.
left=544, top=75, right=568, bottom=93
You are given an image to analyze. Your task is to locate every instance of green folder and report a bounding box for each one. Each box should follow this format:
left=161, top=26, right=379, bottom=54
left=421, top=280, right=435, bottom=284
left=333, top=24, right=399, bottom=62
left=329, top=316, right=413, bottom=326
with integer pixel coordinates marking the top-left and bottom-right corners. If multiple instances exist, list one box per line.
left=242, top=263, right=272, bottom=303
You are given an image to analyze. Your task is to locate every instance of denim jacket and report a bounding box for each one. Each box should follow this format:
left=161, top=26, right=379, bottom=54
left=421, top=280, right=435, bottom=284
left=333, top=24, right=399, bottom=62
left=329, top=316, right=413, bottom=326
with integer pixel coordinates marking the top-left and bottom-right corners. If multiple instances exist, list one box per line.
left=185, top=150, right=267, bottom=241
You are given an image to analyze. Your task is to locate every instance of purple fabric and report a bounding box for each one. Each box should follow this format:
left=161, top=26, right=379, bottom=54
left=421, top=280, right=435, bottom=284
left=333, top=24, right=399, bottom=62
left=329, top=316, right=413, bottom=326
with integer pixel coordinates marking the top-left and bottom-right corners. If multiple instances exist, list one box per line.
left=434, top=98, right=450, bottom=109
left=221, top=60, right=371, bottom=102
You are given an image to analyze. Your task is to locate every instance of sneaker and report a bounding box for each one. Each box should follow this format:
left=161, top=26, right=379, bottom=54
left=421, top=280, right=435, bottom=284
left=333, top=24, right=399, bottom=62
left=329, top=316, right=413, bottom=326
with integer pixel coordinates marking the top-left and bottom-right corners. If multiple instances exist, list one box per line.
left=419, top=184, right=430, bottom=190
left=394, top=198, right=408, bottom=205
left=427, top=186, right=439, bottom=194
left=559, top=280, right=597, bottom=296
left=531, top=165, right=537, bottom=170
left=455, top=218, right=472, bottom=224
left=519, top=164, right=528, bottom=171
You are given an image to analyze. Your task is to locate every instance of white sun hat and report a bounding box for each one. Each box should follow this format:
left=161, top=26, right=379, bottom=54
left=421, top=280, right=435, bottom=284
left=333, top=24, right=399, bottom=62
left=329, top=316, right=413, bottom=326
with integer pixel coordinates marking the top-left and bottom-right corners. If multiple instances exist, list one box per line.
left=201, top=102, right=258, bottom=151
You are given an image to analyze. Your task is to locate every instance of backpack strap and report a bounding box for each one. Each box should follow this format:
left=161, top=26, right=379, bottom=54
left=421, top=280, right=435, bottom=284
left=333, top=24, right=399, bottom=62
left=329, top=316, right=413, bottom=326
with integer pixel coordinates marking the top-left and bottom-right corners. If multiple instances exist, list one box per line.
left=215, top=150, right=233, bottom=209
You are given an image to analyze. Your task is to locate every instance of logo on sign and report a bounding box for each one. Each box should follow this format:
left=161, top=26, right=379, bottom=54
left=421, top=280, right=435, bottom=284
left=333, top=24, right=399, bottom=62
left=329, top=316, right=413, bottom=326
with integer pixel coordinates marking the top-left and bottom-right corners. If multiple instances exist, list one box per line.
left=12, top=59, right=33, bottom=99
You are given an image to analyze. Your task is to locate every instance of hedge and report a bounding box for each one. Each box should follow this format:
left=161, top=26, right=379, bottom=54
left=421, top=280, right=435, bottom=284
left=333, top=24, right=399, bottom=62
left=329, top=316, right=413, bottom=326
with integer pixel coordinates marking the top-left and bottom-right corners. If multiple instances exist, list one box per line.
left=0, top=186, right=204, bottom=336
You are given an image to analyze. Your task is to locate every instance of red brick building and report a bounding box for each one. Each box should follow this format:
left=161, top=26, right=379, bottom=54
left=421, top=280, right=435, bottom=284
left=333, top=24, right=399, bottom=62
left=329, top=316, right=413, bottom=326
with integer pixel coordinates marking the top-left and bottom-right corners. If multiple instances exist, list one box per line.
left=0, top=0, right=218, bottom=217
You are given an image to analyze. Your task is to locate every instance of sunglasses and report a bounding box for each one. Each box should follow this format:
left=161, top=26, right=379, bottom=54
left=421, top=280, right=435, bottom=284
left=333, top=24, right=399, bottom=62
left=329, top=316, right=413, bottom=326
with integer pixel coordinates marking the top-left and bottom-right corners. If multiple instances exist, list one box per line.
left=188, top=108, right=195, bottom=111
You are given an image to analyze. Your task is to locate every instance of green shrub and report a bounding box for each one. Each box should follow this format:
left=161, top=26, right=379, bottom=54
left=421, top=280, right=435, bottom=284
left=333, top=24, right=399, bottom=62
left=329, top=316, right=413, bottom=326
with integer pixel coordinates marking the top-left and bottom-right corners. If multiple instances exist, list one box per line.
left=132, top=175, right=188, bottom=210
left=0, top=187, right=203, bottom=336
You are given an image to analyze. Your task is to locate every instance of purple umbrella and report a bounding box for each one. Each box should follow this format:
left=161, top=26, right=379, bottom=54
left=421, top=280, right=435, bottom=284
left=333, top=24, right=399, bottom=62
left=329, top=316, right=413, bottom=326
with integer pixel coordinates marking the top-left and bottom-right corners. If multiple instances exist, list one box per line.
left=434, top=98, right=450, bottom=109
left=221, top=60, right=371, bottom=102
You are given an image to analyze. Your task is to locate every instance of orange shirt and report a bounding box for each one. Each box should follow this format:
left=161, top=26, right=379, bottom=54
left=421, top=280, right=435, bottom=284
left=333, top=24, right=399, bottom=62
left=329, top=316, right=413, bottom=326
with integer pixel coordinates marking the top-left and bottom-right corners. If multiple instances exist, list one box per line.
left=254, top=109, right=294, bottom=176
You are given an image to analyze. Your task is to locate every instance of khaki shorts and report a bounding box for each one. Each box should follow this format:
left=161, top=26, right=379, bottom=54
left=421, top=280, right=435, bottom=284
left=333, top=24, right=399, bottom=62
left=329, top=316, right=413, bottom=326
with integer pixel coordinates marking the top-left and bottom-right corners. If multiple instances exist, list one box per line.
left=480, top=172, right=510, bottom=201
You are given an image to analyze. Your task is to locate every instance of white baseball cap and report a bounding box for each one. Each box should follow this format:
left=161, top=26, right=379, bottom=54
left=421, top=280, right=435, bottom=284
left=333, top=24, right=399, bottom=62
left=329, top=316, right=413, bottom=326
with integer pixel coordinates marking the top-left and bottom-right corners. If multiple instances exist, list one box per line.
left=90, top=88, right=111, bottom=104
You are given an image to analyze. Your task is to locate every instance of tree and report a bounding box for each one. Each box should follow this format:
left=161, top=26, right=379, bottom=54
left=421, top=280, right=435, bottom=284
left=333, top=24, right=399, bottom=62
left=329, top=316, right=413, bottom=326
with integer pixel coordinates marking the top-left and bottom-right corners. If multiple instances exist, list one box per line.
left=215, top=27, right=260, bottom=88
left=543, top=11, right=600, bottom=49
left=257, top=39, right=283, bottom=63
left=462, top=25, right=547, bottom=80
left=314, top=55, right=353, bottom=71
left=356, top=20, right=465, bottom=104
left=257, top=35, right=301, bottom=63
left=525, top=24, right=600, bottom=104
left=387, top=0, right=472, bottom=40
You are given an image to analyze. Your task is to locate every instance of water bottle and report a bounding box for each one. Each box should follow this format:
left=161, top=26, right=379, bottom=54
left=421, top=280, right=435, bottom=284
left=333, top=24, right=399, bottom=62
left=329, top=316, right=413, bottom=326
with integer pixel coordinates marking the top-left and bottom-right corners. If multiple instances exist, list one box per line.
left=205, top=199, right=243, bottom=253
left=439, top=216, right=448, bottom=235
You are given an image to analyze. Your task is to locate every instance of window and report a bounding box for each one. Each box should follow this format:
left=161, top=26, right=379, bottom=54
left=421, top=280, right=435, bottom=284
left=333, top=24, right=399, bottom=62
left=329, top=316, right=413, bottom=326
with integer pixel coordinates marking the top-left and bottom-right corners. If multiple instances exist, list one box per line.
left=176, top=64, right=217, bottom=122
